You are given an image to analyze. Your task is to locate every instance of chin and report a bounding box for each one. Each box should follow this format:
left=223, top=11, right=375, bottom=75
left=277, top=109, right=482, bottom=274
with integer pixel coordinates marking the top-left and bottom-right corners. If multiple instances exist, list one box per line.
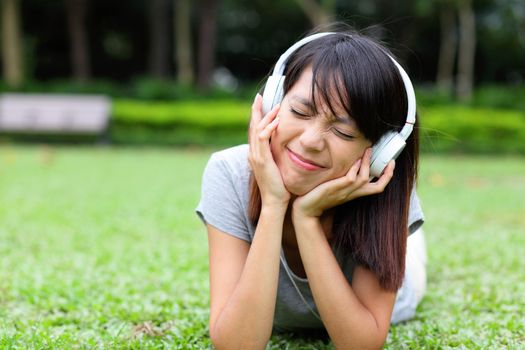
left=278, top=165, right=324, bottom=196
left=283, top=181, right=314, bottom=197
left=286, top=187, right=308, bottom=197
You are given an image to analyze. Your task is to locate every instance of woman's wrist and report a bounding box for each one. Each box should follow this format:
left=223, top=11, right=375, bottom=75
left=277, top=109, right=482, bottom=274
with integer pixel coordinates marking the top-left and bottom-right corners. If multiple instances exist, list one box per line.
left=261, top=199, right=289, bottom=214
left=261, top=192, right=290, bottom=210
left=291, top=206, right=321, bottom=227
left=291, top=197, right=323, bottom=221
left=292, top=211, right=323, bottom=242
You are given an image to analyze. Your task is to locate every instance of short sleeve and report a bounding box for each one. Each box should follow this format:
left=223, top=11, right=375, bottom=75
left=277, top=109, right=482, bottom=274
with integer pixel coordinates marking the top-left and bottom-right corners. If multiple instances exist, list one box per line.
left=196, top=152, right=251, bottom=242
left=408, top=187, right=425, bottom=235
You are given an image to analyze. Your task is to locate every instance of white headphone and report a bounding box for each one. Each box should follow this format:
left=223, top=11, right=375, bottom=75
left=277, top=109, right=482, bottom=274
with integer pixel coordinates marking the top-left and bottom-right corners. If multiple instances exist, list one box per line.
left=261, top=32, right=416, bottom=178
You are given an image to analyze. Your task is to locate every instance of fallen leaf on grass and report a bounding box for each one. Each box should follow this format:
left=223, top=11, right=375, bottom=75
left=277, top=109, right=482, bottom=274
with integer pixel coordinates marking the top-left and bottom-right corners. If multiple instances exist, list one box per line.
left=39, top=145, right=55, bottom=166
left=429, top=173, right=446, bottom=187
left=466, top=177, right=487, bottom=188
left=132, top=321, right=174, bottom=338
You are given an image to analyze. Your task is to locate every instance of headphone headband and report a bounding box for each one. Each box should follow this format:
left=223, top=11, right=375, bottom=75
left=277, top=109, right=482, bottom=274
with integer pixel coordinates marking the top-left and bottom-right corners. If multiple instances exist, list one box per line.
left=263, top=32, right=417, bottom=177
left=270, top=32, right=416, bottom=141
left=272, top=33, right=335, bottom=75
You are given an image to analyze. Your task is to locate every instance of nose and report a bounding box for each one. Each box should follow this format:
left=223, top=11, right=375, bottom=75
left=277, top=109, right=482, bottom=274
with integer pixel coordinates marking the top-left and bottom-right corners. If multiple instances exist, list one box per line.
left=299, top=121, right=325, bottom=152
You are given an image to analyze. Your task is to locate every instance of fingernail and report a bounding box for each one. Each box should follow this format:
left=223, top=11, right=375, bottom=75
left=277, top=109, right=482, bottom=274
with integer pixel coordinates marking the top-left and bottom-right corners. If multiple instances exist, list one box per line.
left=356, top=159, right=362, bottom=167
left=254, top=94, right=261, bottom=102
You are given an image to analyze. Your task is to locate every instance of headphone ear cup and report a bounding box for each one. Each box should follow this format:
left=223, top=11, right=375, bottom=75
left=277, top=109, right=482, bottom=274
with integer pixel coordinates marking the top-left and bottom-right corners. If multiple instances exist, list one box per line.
left=261, top=75, right=285, bottom=115
left=370, top=132, right=406, bottom=178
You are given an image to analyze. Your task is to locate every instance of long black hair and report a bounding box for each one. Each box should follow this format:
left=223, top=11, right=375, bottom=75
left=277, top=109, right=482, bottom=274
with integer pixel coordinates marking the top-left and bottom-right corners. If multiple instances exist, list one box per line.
left=249, top=29, right=419, bottom=292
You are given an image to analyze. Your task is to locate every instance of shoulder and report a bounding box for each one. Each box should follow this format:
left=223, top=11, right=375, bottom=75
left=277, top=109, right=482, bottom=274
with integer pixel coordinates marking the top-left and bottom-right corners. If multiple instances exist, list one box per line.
left=203, top=144, right=251, bottom=187
left=197, top=144, right=253, bottom=242
left=200, top=143, right=252, bottom=196
left=408, top=186, right=425, bottom=234
left=208, top=144, right=250, bottom=177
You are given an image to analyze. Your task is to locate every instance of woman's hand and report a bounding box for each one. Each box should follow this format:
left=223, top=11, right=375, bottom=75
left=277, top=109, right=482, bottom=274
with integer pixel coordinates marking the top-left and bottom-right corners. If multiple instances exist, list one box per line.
left=248, top=94, right=290, bottom=208
left=292, top=148, right=395, bottom=219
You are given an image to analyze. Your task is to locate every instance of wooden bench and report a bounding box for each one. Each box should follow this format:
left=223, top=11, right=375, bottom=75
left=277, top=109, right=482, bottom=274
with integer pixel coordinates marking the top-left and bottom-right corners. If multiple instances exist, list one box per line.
left=0, top=93, right=111, bottom=140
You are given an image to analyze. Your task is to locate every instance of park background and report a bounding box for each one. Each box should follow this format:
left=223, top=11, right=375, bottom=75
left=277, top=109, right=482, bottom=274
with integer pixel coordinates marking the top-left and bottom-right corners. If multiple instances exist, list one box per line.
left=0, top=0, right=524, bottom=348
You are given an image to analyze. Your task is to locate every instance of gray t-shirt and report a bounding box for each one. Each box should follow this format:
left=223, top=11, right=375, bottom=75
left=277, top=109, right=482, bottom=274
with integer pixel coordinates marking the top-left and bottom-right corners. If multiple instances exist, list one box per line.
left=196, top=144, right=424, bottom=332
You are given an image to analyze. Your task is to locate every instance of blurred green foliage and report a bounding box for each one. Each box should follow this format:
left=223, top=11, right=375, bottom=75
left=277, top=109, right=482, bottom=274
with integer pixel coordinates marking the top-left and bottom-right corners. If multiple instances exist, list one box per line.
left=420, top=106, right=525, bottom=154
left=417, top=85, right=525, bottom=111
left=113, top=100, right=251, bottom=126
left=0, top=78, right=260, bottom=101
left=4, top=78, right=525, bottom=111
left=472, top=85, right=525, bottom=111
left=110, top=100, right=250, bottom=146
left=2, top=82, right=524, bottom=153
left=110, top=99, right=525, bottom=154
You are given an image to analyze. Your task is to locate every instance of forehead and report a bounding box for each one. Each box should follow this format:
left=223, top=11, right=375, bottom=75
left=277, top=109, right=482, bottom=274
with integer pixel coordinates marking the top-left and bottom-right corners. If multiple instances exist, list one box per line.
left=288, top=65, right=314, bottom=93
left=287, top=66, right=354, bottom=124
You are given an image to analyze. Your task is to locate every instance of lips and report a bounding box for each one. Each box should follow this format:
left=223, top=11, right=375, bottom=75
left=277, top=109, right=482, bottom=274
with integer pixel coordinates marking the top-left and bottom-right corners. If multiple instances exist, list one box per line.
left=286, top=148, right=324, bottom=171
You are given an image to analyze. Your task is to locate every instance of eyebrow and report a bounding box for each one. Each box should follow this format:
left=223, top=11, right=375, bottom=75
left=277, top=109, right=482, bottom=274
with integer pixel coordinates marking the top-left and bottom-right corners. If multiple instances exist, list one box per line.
left=290, top=95, right=314, bottom=109
left=289, top=94, right=356, bottom=127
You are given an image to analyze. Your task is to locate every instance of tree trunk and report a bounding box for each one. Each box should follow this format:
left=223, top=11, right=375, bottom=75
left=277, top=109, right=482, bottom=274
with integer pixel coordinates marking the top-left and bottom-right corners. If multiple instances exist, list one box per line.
left=1, top=0, right=23, bottom=88
left=174, top=0, right=194, bottom=85
left=293, top=0, right=335, bottom=27
left=65, top=0, right=91, bottom=83
left=149, top=0, right=171, bottom=79
left=456, top=0, right=476, bottom=102
left=197, top=0, right=220, bottom=92
left=436, top=4, right=457, bottom=95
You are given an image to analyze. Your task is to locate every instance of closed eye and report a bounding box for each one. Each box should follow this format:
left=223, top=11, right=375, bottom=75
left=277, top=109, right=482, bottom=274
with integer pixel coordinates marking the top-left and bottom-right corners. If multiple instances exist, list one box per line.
left=290, top=107, right=310, bottom=118
left=333, top=128, right=355, bottom=140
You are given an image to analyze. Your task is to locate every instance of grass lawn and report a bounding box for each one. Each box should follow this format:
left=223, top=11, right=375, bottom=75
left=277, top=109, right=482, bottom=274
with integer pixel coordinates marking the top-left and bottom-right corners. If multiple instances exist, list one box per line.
left=0, top=145, right=524, bottom=349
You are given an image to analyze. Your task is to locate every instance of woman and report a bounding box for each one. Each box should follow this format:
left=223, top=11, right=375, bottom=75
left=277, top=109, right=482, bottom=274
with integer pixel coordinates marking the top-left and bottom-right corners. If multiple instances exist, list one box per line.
left=196, top=29, right=426, bottom=349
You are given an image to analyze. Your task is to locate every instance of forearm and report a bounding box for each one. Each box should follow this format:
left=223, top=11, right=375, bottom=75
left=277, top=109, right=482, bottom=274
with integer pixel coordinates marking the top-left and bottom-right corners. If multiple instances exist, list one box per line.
left=211, top=205, right=286, bottom=350
left=295, top=217, right=390, bottom=350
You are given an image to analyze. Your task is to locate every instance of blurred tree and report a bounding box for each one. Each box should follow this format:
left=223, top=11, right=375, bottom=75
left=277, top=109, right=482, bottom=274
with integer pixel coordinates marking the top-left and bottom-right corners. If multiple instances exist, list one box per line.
left=337, top=0, right=424, bottom=65
left=477, top=0, right=525, bottom=83
left=293, top=0, right=335, bottom=26
left=419, top=0, right=476, bottom=101
left=174, top=0, right=194, bottom=84
left=1, top=0, right=24, bottom=87
left=10, top=0, right=523, bottom=90
left=456, top=0, right=475, bottom=102
left=149, top=0, right=171, bottom=79
left=64, top=0, right=91, bottom=83
left=197, top=0, right=221, bottom=91
left=436, top=0, right=457, bottom=95
left=216, top=0, right=311, bottom=83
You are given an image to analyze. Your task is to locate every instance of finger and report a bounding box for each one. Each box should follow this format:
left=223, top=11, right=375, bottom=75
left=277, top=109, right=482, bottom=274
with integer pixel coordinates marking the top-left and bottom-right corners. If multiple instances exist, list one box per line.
left=349, top=160, right=395, bottom=197
left=258, top=116, right=280, bottom=140
left=253, top=113, right=279, bottom=163
left=357, top=148, right=372, bottom=182
left=346, top=157, right=362, bottom=182
left=369, top=159, right=395, bottom=192
left=250, top=96, right=279, bottom=145
left=256, top=103, right=280, bottom=132
left=249, top=94, right=263, bottom=142
left=316, top=160, right=361, bottom=196
left=250, top=94, right=263, bottom=123
left=253, top=104, right=280, bottom=152
left=250, top=94, right=263, bottom=127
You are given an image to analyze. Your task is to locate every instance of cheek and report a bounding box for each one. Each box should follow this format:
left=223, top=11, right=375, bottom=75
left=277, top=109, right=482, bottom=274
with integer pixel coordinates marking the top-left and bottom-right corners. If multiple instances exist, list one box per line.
left=277, top=112, right=303, bottom=133
left=330, top=149, right=366, bottom=178
left=269, top=131, right=279, bottom=155
left=269, top=117, right=293, bottom=162
left=269, top=133, right=285, bottom=171
left=331, top=162, right=353, bottom=179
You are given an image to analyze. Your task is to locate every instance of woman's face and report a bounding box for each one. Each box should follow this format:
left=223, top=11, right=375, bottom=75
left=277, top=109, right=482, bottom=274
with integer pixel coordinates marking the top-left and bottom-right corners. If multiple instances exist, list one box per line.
left=270, top=67, right=372, bottom=196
